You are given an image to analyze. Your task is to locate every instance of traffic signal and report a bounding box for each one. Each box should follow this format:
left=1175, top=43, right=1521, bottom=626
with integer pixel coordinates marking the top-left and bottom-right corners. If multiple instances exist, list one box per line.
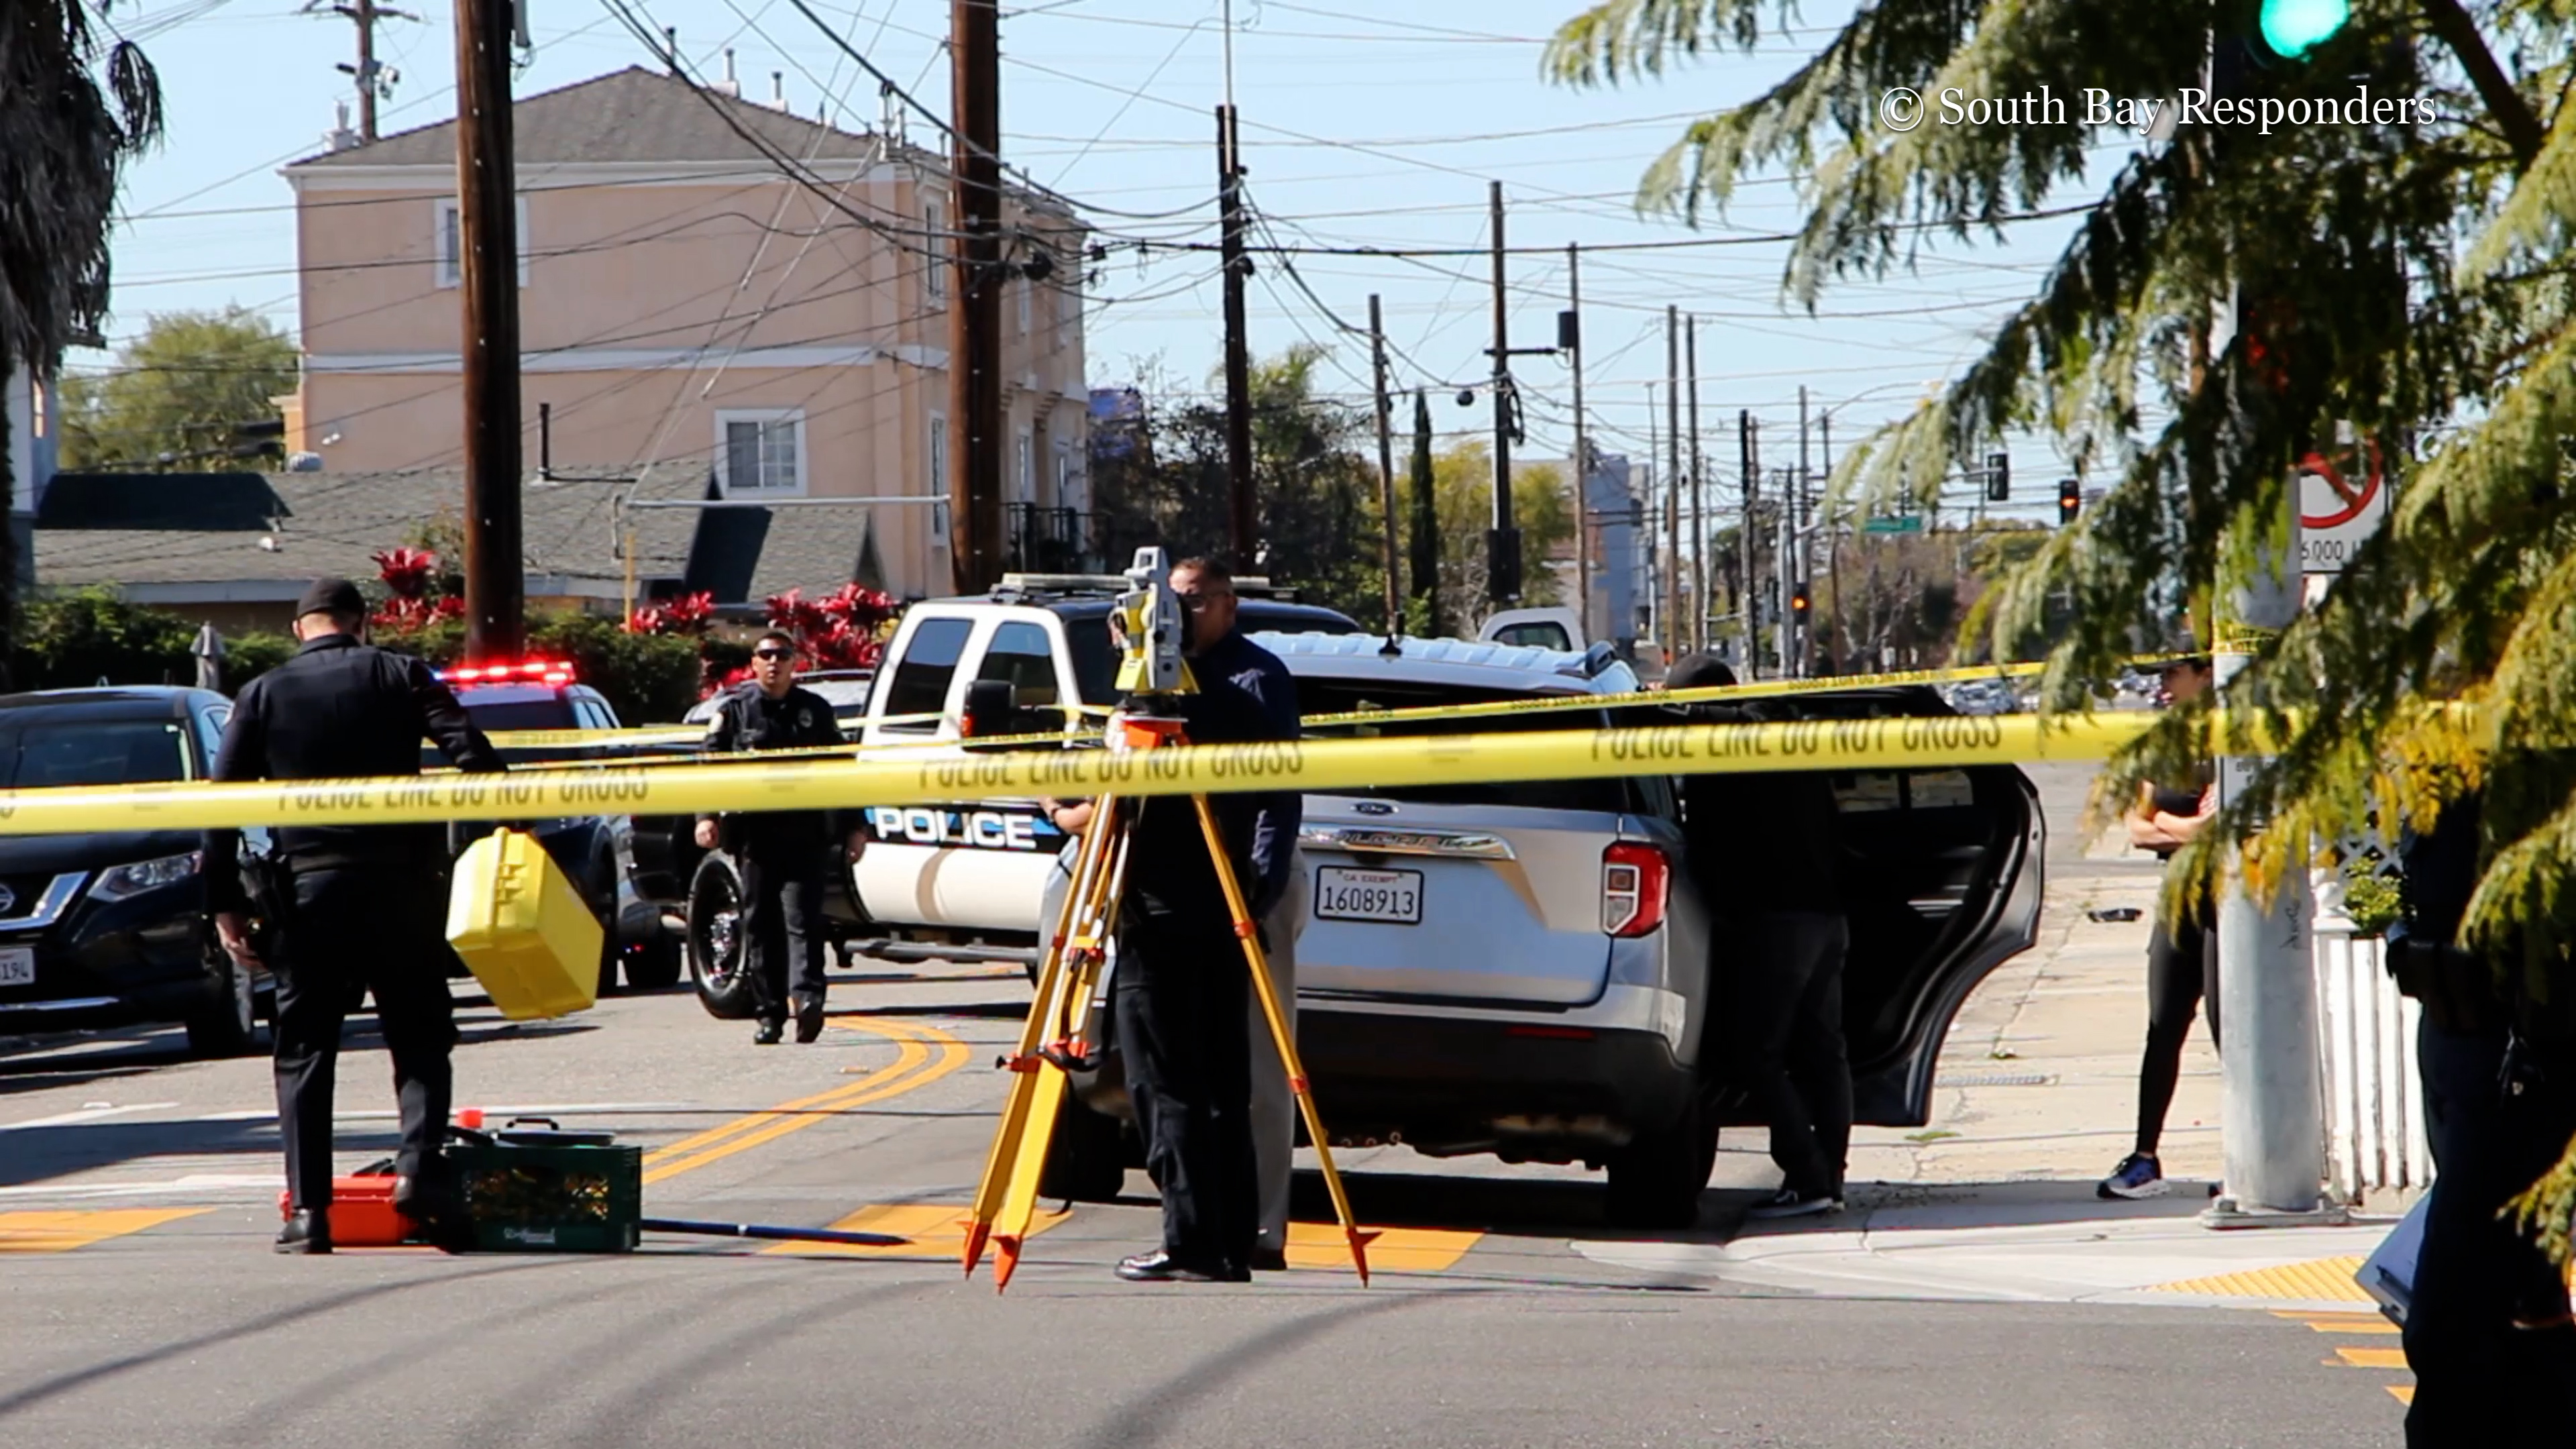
left=2257, top=0, right=2349, bottom=60
left=1984, top=451, right=2010, bottom=503
left=1789, top=584, right=1811, bottom=621
left=2057, top=479, right=2082, bottom=527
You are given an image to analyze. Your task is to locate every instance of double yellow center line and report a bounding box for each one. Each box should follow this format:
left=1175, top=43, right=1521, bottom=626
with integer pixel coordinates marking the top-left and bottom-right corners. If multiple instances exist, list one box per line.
left=641, top=1016, right=970, bottom=1186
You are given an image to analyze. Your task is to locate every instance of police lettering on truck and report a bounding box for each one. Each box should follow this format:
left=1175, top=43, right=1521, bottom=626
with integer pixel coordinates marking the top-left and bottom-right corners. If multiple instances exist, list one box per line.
left=864, top=805, right=1057, bottom=852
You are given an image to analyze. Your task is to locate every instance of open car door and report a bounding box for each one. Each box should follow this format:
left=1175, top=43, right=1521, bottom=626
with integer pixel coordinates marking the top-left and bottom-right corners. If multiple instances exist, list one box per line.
left=1702, top=687, right=2046, bottom=1128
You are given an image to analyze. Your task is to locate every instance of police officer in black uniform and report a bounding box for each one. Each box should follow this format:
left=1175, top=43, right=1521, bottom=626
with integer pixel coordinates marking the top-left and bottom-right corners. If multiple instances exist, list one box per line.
left=693, top=630, right=847, bottom=1045
left=205, top=578, right=505, bottom=1254
left=2390, top=786, right=2576, bottom=1442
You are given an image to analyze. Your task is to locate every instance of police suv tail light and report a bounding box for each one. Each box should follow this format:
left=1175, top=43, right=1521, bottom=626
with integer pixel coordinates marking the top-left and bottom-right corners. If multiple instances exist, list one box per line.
left=1600, top=841, right=1668, bottom=938
left=92, top=851, right=202, bottom=902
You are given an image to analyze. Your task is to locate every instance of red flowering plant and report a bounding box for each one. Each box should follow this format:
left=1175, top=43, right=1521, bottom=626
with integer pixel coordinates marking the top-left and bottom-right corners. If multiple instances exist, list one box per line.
left=623, top=590, right=715, bottom=637
left=761, top=584, right=898, bottom=670
left=369, top=547, right=465, bottom=632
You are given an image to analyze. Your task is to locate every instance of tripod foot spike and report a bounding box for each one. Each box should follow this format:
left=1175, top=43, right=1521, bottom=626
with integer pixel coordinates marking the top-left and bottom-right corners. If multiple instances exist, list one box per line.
left=1347, top=1227, right=1380, bottom=1286
left=994, top=1236, right=1025, bottom=1293
left=961, top=1220, right=991, bottom=1277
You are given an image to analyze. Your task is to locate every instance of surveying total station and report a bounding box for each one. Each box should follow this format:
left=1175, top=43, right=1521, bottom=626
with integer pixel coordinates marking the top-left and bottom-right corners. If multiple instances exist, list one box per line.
left=959, top=547, right=1376, bottom=1290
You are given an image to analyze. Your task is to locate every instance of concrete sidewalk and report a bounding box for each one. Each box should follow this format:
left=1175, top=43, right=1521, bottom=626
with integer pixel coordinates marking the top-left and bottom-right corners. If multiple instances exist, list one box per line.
left=1674, top=763, right=2397, bottom=1311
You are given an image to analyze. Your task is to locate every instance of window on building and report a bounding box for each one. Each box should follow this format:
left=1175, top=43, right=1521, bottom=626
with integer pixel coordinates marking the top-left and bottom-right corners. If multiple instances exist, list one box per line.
left=435, top=197, right=530, bottom=288
left=1017, top=277, right=1030, bottom=335
left=715, top=410, right=806, bottom=495
left=925, top=198, right=948, bottom=301
left=1014, top=433, right=1032, bottom=502
left=1053, top=441, right=1073, bottom=507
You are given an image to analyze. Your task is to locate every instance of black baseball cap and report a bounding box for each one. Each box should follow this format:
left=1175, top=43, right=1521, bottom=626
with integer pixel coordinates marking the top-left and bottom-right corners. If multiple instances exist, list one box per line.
left=295, top=577, right=366, bottom=620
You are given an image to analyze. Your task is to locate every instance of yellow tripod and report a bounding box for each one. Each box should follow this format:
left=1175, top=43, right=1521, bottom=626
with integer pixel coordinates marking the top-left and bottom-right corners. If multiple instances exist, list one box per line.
left=959, top=711, right=1375, bottom=1291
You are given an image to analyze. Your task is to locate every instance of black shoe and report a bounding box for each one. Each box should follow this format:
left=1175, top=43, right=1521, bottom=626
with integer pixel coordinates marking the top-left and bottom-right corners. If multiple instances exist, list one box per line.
left=275, top=1210, right=332, bottom=1254
left=753, top=1019, right=785, bottom=1046
left=392, top=1171, right=462, bottom=1231
left=794, top=997, right=826, bottom=1044
left=1250, top=1246, right=1289, bottom=1273
left=1116, top=1249, right=1248, bottom=1283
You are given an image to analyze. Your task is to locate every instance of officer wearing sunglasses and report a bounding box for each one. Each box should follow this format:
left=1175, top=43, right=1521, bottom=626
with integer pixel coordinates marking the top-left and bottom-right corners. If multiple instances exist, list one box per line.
left=694, top=631, right=847, bottom=1043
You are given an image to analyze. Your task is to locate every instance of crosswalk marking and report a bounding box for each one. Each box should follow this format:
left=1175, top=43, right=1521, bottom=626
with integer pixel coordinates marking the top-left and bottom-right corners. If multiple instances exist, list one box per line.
left=2328, top=1346, right=2410, bottom=1369
left=2272, top=1309, right=2398, bottom=1335
left=0, top=1208, right=211, bottom=1253
left=1283, top=1222, right=1480, bottom=1273
left=2388, top=1385, right=2416, bottom=1405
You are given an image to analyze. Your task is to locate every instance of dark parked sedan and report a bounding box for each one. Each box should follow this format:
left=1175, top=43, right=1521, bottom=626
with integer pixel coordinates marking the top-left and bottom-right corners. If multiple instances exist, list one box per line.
left=0, top=688, right=272, bottom=1055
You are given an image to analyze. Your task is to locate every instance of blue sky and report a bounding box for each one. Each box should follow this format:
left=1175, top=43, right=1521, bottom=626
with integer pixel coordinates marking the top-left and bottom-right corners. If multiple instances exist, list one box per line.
left=93, top=0, right=2104, bottom=514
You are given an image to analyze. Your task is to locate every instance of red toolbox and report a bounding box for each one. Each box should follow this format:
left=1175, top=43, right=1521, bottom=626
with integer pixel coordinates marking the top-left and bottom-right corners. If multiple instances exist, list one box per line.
left=276, top=1171, right=418, bottom=1248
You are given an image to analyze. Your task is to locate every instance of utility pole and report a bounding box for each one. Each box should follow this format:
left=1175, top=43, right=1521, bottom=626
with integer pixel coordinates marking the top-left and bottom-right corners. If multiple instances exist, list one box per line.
left=1739, top=409, right=1759, bottom=679
left=1368, top=294, right=1401, bottom=645
left=309, top=0, right=417, bottom=144
left=1685, top=315, right=1704, bottom=656
left=1485, top=181, right=1521, bottom=606
left=1566, top=243, right=1588, bottom=643
left=1218, top=105, right=1256, bottom=565
left=454, top=0, right=521, bottom=661
left=1794, top=384, right=1813, bottom=676
left=949, top=0, right=1005, bottom=592
left=1645, top=382, right=1659, bottom=655
left=1663, top=307, right=1681, bottom=664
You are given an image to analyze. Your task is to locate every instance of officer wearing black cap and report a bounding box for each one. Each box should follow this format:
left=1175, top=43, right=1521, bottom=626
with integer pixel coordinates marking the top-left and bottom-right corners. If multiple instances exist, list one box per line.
left=205, top=578, right=506, bottom=1254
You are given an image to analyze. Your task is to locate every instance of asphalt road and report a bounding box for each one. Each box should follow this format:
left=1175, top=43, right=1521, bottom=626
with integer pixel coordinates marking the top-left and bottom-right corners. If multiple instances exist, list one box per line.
left=0, top=763, right=2403, bottom=1447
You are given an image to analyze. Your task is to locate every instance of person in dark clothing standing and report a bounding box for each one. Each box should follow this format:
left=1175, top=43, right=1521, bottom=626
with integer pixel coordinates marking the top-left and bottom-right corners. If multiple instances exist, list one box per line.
left=2391, top=788, right=2576, bottom=1443
left=1046, top=556, right=1299, bottom=1283
left=693, top=630, right=848, bottom=1045
left=205, top=578, right=506, bottom=1254
left=1668, top=653, right=1852, bottom=1220
left=2100, top=655, right=2219, bottom=1199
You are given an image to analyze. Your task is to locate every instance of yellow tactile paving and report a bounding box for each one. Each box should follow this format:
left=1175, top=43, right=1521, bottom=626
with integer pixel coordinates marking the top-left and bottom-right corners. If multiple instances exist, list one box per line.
left=0, top=1208, right=211, bottom=1253
left=1283, top=1222, right=1481, bottom=1273
left=762, top=1202, right=1070, bottom=1259
left=2147, top=1255, right=2370, bottom=1301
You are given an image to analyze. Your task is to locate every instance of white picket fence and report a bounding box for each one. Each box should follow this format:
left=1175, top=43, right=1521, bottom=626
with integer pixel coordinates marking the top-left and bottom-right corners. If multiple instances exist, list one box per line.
left=2311, top=883, right=2434, bottom=1205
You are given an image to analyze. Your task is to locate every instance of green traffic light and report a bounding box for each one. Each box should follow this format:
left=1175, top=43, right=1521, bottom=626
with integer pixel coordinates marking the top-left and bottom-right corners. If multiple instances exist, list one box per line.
left=2259, top=0, right=2350, bottom=58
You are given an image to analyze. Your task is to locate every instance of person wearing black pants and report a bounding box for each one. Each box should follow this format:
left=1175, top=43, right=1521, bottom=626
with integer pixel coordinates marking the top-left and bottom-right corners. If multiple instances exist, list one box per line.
left=2100, top=655, right=2217, bottom=1200
left=2393, top=790, right=2576, bottom=1444
left=1668, top=653, right=1851, bottom=1220
left=694, top=631, right=847, bottom=1045
left=205, top=577, right=506, bottom=1254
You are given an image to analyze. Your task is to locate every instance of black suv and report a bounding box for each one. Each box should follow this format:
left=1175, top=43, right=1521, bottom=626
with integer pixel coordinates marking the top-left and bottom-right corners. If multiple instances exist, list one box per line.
left=0, top=688, right=272, bottom=1055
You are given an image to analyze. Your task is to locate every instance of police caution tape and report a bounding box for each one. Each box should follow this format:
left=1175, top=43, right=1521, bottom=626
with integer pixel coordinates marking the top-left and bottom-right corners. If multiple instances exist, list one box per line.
left=0, top=712, right=2159, bottom=836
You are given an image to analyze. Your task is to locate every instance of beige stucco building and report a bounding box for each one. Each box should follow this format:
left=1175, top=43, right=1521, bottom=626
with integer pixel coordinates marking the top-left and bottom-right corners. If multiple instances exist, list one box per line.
left=282, top=66, right=1090, bottom=601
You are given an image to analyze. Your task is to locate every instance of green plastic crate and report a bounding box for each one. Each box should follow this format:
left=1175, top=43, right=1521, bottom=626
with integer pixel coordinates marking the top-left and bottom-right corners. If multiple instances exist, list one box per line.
left=450, top=1138, right=642, bottom=1253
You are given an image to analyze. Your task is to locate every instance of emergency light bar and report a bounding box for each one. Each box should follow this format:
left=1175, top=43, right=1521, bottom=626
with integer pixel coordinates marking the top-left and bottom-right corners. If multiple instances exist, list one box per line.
left=439, top=659, right=576, bottom=687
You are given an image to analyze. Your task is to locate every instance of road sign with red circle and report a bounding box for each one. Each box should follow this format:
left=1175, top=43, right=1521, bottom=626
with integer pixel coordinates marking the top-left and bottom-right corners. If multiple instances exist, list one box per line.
left=2297, top=435, right=2391, bottom=574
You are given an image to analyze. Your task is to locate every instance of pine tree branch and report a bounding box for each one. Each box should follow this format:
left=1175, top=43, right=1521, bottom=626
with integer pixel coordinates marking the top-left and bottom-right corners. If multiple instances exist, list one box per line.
left=2420, top=0, right=2544, bottom=170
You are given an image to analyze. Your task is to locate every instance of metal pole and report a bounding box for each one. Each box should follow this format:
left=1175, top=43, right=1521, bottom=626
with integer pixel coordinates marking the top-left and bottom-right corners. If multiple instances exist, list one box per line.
left=1219, top=105, right=1256, bottom=565
left=1739, top=411, right=1758, bottom=679
left=2208, top=294, right=2327, bottom=1223
left=454, top=0, right=521, bottom=663
left=1368, top=294, right=1401, bottom=645
left=1485, top=181, right=1520, bottom=605
left=949, top=0, right=1004, bottom=592
left=1795, top=385, right=1811, bottom=677
left=1568, top=243, right=1589, bottom=643
left=1664, top=307, right=1680, bottom=665
left=1685, top=315, right=1703, bottom=656
left=1645, top=382, right=1659, bottom=655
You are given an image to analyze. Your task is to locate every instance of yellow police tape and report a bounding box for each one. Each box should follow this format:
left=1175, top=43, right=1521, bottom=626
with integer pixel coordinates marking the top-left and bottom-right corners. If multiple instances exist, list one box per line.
left=0, top=712, right=2160, bottom=835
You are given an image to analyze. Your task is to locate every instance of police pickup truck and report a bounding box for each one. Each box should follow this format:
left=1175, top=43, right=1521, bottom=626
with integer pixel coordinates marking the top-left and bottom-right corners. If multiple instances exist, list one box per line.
left=673, top=574, right=1360, bottom=1017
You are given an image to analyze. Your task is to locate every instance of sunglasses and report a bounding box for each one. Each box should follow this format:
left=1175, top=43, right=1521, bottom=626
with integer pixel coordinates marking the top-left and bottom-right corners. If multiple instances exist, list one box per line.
left=753, top=647, right=797, bottom=661
left=1177, top=593, right=1231, bottom=610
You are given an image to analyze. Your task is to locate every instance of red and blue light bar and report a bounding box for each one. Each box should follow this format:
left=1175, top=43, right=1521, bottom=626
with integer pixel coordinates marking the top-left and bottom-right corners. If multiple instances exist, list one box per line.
left=437, top=659, right=576, bottom=687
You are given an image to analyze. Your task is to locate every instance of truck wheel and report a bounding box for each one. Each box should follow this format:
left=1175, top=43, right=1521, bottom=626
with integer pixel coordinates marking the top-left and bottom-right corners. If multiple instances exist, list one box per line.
left=686, top=852, right=761, bottom=1020
left=1040, top=1098, right=1130, bottom=1203
left=184, top=953, right=263, bottom=1059
left=1603, top=1096, right=1716, bottom=1230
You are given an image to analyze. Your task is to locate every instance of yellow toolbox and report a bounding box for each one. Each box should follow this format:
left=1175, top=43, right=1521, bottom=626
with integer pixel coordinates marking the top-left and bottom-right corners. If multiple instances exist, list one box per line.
left=447, top=829, right=603, bottom=1020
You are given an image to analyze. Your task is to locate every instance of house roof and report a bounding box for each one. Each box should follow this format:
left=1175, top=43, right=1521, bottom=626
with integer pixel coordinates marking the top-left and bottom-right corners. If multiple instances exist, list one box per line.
left=286, top=66, right=881, bottom=170
left=33, top=469, right=704, bottom=596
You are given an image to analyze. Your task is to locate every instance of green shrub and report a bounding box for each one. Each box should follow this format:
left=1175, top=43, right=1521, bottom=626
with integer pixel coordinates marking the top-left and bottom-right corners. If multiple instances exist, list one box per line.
left=222, top=632, right=299, bottom=692
left=17, top=588, right=198, bottom=689
left=526, top=613, right=702, bottom=724
left=2343, top=873, right=2403, bottom=938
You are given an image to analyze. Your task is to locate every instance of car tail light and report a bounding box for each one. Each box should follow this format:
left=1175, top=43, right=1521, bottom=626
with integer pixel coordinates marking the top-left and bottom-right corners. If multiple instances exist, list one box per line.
left=1601, top=841, right=1668, bottom=938
left=439, top=659, right=576, bottom=687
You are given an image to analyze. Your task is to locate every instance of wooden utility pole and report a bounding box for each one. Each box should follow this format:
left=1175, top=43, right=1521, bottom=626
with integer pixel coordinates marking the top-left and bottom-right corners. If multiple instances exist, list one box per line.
left=1685, top=315, right=1704, bottom=655
left=1566, top=243, right=1588, bottom=643
left=1485, top=181, right=1520, bottom=605
left=454, top=0, right=521, bottom=661
left=949, top=0, right=1005, bottom=592
left=1218, top=105, right=1256, bottom=564
left=1368, top=294, right=1401, bottom=645
left=1646, top=381, right=1661, bottom=657
left=1663, top=306, right=1680, bottom=663
left=311, top=0, right=417, bottom=144
left=1739, top=409, right=1759, bottom=678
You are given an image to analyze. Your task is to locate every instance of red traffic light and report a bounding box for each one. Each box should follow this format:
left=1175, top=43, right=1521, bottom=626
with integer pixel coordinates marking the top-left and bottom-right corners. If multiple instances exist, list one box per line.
left=2056, top=480, right=2082, bottom=526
